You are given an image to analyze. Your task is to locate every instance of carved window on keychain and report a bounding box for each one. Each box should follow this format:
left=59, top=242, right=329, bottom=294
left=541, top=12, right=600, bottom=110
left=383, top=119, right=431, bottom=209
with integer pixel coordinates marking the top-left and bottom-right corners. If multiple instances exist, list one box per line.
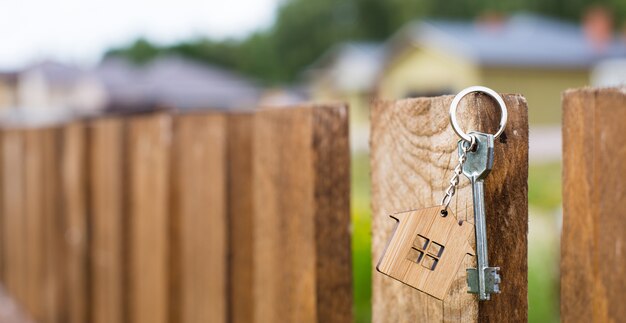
left=406, top=234, right=444, bottom=271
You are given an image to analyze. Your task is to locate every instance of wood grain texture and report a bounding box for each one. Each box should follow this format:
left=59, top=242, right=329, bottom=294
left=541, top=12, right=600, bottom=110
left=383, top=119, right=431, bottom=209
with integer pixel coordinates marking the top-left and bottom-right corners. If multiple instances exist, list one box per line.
left=23, top=129, right=45, bottom=321
left=561, top=87, right=626, bottom=323
left=0, top=133, right=3, bottom=286
left=376, top=207, right=474, bottom=300
left=170, top=113, right=227, bottom=323
left=88, top=118, right=126, bottom=323
left=59, top=123, right=87, bottom=323
left=252, top=105, right=352, bottom=323
left=40, top=127, right=62, bottom=323
left=371, top=93, right=528, bottom=322
left=128, top=114, right=171, bottom=323
left=1, top=130, right=26, bottom=307
left=227, top=113, right=254, bottom=323
left=312, top=105, right=353, bottom=322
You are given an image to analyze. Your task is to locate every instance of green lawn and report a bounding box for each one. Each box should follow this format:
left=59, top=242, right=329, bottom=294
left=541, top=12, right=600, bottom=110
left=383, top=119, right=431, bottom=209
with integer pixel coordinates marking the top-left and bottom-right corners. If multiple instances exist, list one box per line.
left=351, top=152, right=562, bottom=323
left=351, top=151, right=372, bottom=323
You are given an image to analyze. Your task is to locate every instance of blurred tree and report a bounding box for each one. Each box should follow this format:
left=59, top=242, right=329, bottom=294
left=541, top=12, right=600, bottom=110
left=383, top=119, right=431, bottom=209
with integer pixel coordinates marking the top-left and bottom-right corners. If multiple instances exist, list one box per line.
left=271, top=0, right=358, bottom=80
left=107, top=38, right=160, bottom=64
left=105, top=0, right=626, bottom=84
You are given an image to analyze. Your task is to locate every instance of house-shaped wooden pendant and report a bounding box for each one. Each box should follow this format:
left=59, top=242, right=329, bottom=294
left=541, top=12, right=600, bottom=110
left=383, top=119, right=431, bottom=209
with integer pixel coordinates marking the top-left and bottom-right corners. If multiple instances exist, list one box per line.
left=376, top=206, right=475, bottom=300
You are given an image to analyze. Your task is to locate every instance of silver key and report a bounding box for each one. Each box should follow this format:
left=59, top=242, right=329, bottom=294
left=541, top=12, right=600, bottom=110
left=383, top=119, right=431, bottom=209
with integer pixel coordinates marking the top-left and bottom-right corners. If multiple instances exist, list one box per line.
left=458, top=132, right=501, bottom=301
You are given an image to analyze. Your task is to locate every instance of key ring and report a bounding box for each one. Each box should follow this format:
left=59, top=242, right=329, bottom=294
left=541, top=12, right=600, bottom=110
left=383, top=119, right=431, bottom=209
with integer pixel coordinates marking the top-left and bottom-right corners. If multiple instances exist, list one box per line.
left=449, top=86, right=508, bottom=142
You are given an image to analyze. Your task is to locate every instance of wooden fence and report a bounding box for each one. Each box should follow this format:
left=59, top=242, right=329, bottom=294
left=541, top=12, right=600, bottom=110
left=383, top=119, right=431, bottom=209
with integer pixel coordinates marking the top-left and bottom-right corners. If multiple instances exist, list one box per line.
left=561, top=87, right=626, bottom=323
left=0, top=105, right=352, bottom=323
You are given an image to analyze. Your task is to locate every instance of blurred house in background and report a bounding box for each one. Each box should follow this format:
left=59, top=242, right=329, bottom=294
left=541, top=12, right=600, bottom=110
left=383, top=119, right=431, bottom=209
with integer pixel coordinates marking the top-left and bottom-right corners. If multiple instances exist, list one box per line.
left=0, top=56, right=263, bottom=123
left=17, top=61, right=107, bottom=114
left=306, top=42, right=384, bottom=124
left=0, top=62, right=106, bottom=124
left=0, top=72, right=18, bottom=109
left=96, top=56, right=262, bottom=113
left=378, top=12, right=626, bottom=124
left=308, top=12, right=626, bottom=125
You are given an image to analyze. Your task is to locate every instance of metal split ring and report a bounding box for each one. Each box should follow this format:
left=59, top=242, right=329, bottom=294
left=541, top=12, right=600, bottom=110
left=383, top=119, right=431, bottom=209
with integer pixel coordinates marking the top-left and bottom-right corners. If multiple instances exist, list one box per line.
left=449, top=86, right=508, bottom=142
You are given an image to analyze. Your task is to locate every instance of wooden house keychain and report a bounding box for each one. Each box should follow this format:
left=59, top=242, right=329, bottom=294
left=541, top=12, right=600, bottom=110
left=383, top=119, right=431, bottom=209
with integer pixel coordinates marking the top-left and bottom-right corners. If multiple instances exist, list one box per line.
left=376, top=86, right=507, bottom=301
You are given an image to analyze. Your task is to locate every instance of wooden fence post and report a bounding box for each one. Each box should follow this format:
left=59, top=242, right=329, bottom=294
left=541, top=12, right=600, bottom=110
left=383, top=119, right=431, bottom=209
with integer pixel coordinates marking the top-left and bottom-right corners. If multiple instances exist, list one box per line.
left=0, top=131, right=3, bottom=285
left=59, top=123, right=88, bottom=323
left=127, top=114, right=172, bottom=323
left=40, top=127, right=63, bottom=323
left=23, top=129, right=45, bottom=321
left=251, top=105, right=352, bottom=323
left=227, top=112, right=254, bottom=323
left=371, top=94, right=528, bottom=322
left=88, top=118, right=127, bottom=323
left=561, top=87, right=626, bottom=322
left=1, top=129, right=26, bottom=310
left=169, top=113, right=228, bottom=323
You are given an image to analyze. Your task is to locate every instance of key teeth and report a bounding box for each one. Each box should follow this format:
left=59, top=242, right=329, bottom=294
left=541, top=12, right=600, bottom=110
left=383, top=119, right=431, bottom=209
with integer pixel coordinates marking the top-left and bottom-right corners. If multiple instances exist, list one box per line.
left=466, top=267, right=502, bottom=295
left=486, top=267, right=501, bottom=294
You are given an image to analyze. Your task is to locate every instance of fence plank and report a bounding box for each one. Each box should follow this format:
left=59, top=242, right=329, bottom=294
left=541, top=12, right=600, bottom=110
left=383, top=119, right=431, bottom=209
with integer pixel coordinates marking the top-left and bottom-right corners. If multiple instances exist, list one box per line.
left=23, top=129, right=45, bottom=321
left=371, top=94, right=528, bottom=322
left=170, top=113, right=227, bottom=323
left=88, top=118, right=126, bottom=323
left=128, top=114, right=171, bottom=323
left=59, top=123, right=88, bottom=323
left=41, top=127, right=63, bottom=323
left=227, top=113, right=254, bottom=323
left=0, top=132, right=3, bottom=285
left=561, top=88, right=626, bottom=322
left=252, top=105, right=352, bottom=323
left=1, top=130, right=26, bottom=306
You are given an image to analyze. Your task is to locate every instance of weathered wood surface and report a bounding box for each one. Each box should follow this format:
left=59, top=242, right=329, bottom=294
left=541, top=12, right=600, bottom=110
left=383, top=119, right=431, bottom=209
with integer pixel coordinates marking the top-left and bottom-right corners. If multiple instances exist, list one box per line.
left=59, top=123, right=87, bottom=323
left=40, top=128, right=62, bottom=323
left=0, top=132, right=3, bottom=287
left=23, top=129, right=45, bottom=321
left=227, top=113, right=254, bottom=323
left=128, top=114, right=171, bottom=323
left=371, top=93, right=528, bottom=322
left=1, top=130, right=25, bottom=309
left=561, top=87, right=626, bottom=323
left=2, top=127, right=64, bottom=323
left=170, top=113, right=227, bottom=323
left=0, top=106, right=353, bottom=323
left=88, top=118, right=126, bottom=323
left=252, top=105, right=352, bottom=323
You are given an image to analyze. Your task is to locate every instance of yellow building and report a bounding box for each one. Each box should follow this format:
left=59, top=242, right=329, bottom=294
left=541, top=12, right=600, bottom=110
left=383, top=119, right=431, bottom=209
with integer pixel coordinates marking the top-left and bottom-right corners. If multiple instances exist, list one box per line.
left=378, top=14, right=626, bottom=124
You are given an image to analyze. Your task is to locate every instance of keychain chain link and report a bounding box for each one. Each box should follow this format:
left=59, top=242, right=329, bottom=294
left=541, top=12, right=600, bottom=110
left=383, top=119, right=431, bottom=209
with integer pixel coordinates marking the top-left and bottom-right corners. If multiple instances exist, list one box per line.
left=440, top=136, right=475, bottom=215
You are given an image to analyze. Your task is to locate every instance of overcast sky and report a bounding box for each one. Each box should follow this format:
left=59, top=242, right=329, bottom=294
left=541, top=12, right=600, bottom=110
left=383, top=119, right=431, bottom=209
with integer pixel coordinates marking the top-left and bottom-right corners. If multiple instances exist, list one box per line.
left=0, top=0, right=279, bottom=69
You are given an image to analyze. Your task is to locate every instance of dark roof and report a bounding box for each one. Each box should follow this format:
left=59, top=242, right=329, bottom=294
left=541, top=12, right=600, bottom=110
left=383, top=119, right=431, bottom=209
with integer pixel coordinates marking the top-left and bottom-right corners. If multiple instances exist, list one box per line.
left=395, top=14, right=626, bottom=68
left=0, top=71, right=18, bottom=83
left=96, top=56, right=261, bottom=111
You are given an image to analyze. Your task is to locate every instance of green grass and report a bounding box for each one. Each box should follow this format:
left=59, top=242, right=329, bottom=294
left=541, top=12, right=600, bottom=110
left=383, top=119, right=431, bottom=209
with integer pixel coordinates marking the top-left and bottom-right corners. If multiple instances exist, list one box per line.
left=527, top=162, right=561, bottom=323
left=351, top=152, right=562, bottom=322
left=528, top=216, right=560, bottom=323
left=528, top=162, right=562, bottom=211
left=352, top=152, right=371, bottom=323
